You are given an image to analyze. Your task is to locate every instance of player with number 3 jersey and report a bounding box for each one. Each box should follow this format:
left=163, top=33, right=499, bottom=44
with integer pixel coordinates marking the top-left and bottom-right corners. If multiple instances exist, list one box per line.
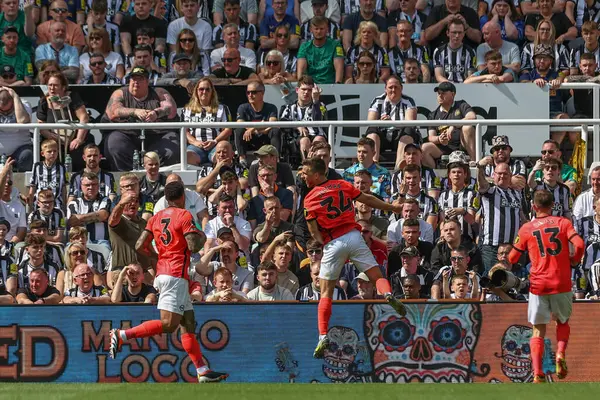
left=508, top=190, right=584, bottom=383
left=107, top=181, right=228, bottom=383
left=301, top=158, right=406, bottom=359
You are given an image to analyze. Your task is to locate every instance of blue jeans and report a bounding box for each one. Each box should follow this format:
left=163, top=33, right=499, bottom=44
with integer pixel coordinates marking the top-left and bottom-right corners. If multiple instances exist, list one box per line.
left=480, top=244, right=499, bottom=277
left=187, top=144, right=216, bottom=165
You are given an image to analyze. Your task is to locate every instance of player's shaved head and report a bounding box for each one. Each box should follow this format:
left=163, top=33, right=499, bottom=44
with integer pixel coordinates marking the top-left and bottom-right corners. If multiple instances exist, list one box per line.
left=166, top=173, right=183, bottom=184
left=533, top=190, right=554, bottom=210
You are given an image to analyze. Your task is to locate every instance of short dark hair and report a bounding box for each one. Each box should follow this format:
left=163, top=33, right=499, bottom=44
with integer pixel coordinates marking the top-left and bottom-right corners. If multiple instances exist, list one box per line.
left=451, top=245, right=469, bottom=256
left=403, top=57, right=419, bottom=66
left=448, top=17, right=466, bottom=30
left=164, top=181, right=185, bottom=201
left=402, top=274, right=421, bottom=285
left=257, top=261, right=278, bottom=273
left=581, top=52, right=597, bottom=62
left=25, top=233, right=46, bottom=247
left=533, top=190, right=555, bottom=209
left=310, top=15, right=328, bottom=27
left=542, top=139, right=560, bottom=149
left=385, top=74, right=403, bottom=86
left=81, top=171, right=99, bottom=181
left=402, top=198, right=419, bottom=207
left=442, top=217, right=461, bottom=228
left=310, top=141, right=331, bottom=153
left=484, top=50, right=502, bottom=62
left=543, top=156, right=563, bottom=169
left=219, top=193, right=235, bottom=204
left=224, top=0, right=241, bottom=6
left=298, top=75, right=315, bottom=86
left=357, top=137, right=375, bottom=150
left=91, top=0, right=108, bottom=13
left=354, top=169, right=372, bottom=179
left=83, top=143, right=100, bottom=153
left=302, top=157, right=327, bottom=175
left=306, top=239, right=322, bottom=250
left=134, top=44, right=153, bottom=55
left=403, top=163, right=421, bottom=175
left=403, top=218, right=420, bottom=228
left=136, top=27, right=155, bottom=38
left=29, top=219, right=49, bottom=231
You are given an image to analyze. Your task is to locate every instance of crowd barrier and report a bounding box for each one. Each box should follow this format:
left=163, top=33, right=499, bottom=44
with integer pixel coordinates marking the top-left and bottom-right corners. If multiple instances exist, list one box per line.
left=1, top=302, right=599, bottom=383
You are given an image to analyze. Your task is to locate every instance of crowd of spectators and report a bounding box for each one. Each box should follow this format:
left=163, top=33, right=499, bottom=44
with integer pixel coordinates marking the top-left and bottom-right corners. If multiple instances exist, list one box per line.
left=1, top=0, right=600, bottom=305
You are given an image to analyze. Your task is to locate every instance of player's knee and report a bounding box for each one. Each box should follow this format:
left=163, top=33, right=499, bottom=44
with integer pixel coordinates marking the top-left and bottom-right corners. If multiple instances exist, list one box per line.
left=161, top=317, right=180, bottom=333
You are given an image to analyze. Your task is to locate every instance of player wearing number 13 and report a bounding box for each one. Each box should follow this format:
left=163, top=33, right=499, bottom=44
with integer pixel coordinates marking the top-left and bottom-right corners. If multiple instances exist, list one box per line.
left=508, top=190, right=584, bottom=384
left=301, top=158, right=406, bottom=359
left=108, top=181, right=228, bottom=383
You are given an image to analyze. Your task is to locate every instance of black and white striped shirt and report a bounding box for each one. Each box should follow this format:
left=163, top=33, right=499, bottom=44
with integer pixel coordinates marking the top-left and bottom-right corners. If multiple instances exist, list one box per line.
left=388, top=43, right=430, bottom=79
left=521, top=43, right=569, bottom=72
left=29, top=162, right=67, bottom=210
left=0, top=241, right=14, bottom=258
left=279, top=101, right=328, bottom=137
left=300, top=19, right=341, bottom=42
left=27, top=208, right=66, bottom=236
left=65, top=285, right=108, bottom=298
left=82, top=22, right=121, bottom=48
left=341, top=0, right=384, bottom=14
left=588, top=258, right=600, bottom=294
left=368, top=93, right=417, bottom=120
left=404, top=190, right=439, bottom=220
left=125, top=53, right=168, bottom=72
left=480, top=185, right=524, bottom=246
left=433, top=44, right=477, bottom=83
left=570, top=0, right=593, bottom=28
left=484, top=159, right=527, bottom=179
left=532, top=181, right=572, bottom=218
left=212, top=20, right=258, bottom=47
left=569, top=43, right=600, bottom=72
left=18, top=244, right=64, bottom=270
left=88, top=249, right=108, bottom=275
left=182, top=104, right=232, bottom=142
left=583, top=242, right=600, bottom=272
left=345, top=44, right=389, bottom=77
left=67, top=195, right=111, bottom=242
left=577, top=215, right=600, bottom=247
left=391, top=166, right=440, bottom=199
left=82, top=74, right=121, bottom=85
left=0, top=254, right=16, bottom=290
left=17, top=259, right=62, bottom=288
left=69, top=170, right=115, bottom=200
left=257, top=49, right=298, bottom=73
left=197, top=162, right=250, bottom=217
left=295, top=283, right=347, bottom=301
left=83, top=0, right=125, bottom=20
left=438, top=187, right=479, bottom=239
left=387, top=9, right=428, bottom=38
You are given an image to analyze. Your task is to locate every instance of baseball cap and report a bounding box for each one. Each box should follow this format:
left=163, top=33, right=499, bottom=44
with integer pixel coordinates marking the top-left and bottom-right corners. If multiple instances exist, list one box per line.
left=3, top=26, right=17, bottom=35
left=533, top=44, right=554, bottom=59
left=0, top=218, right=10, bottom=231
left=434, top=81, right=456, bottom=93
left=311, top=0, right=327, bottom=4
left=216, top=227, right=233, bottom=238
left=448, top=150, right=468, bottom=165
left=1, top=65, right=15, bottom=75
left=255, top=145, right=279, bottom=157
left=173, top=53, right=192, bottom=63
left=219, top=165, right=237, bottom=177
left=130, top=66, right=150, bottom=78
left=490, top=135, right=513, bottom=153
left=355, top=272, right=370, bottom=282
left=404, top=143, right=422, bottom=152
left=400, top=246, right=420, bottom=257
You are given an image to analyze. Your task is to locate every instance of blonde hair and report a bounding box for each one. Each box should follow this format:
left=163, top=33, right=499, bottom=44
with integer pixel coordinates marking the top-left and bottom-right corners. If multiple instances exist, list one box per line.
left=68, top=226, right=88, bottom=241
left=174, top=28, right=202, bottom=71
left=41, top=139, right=58, bottom=151
left=143, top=151, right=160, bottom=164
left=185, top=77, right=220, bottom=114
left=534, top=20, right=556, bottom=46
left=120, top=172, right=140, bottom=184
left=354, top=21, right=379, bottom=47
left=88, top=27, right=112, bottom=53
left=64, top=242, right=88, bottom=291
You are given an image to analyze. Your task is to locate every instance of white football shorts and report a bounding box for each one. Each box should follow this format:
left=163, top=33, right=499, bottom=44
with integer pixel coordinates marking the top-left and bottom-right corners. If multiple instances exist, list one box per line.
left=528, top=292, right=572, bottom=325
left=154, top=275, right=193, bottom=315
left=319, top=229, right=377, bottom=281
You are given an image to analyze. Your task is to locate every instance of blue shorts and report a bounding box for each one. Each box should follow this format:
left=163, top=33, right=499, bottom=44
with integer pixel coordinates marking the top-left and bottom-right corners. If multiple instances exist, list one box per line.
left=187, top=144, right=217, bottom=165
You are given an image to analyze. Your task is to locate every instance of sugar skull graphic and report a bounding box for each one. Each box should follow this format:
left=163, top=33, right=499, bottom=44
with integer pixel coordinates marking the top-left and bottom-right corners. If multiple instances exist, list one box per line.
left=364, top=303, right=485, bottom=383
left=495, top=325, right=533, bottom=382
left=322, top=326, right=372, bottom=383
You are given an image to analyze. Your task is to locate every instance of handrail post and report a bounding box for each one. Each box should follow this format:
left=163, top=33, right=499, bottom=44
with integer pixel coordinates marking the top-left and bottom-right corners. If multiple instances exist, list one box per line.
left=475, top=123, right=481, bottom=162
left=582, top=124, right=588, bottom=168
left=328, top=124, right=335, bottom=168
left=180, top=127, right=187, bottom=171
left=33, top=127, right=40, bottom=165
left=594, top=86, right=599, bottom=165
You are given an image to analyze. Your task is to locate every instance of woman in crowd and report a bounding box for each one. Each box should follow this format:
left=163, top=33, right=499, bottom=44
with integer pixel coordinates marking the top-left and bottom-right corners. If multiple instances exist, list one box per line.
left=63, top=242, right=88, bottom=292
left=257, top=25, right=297, bottom=76
left=479, top=0, right=524, bottom=43
left=520, top=20, right=569, bottom=78
left=36, top=60, right=60, bottom=85
left=258, top=49, right=297, bottom=85
left=344, top=21, right=390, bottom=82
left=79, top=28, right=125, bottom=81
left=183, top=78, right=233, bottom=166
left=345, top=50, right=378, bottom=84
left=36, top=72, right=93, bottom=171
left=168, top=28, right=210, bottom=76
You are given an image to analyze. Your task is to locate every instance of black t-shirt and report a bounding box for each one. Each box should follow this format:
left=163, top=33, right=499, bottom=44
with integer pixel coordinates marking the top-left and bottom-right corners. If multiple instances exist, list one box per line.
left=140, top=173, right=167, bottom=204
left=120, top=14, right=167, bottom=48
left=424, top=5, right=480, bottom=49
left=248, top=161, right=295, bottom=188
left=388, top=240, right=434, bottom=278
left=524, top=14, right=574, bottom=40
left=120, top=283, right=157, bottom=303
left=213, top=66, right=256, bottom=80
left=37, top=92, right=85, bottom=123
left=341, top=12, right=388, bottom=38
left=17, top=285, right=60, bottom=302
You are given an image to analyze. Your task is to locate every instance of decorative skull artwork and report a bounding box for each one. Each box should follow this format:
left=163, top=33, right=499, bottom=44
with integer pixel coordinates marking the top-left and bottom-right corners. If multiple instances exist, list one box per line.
left=495, top=325, right=533, bottom=383
left=364, top=303, right=484, bottom=383
left=322, top=326, right=372, bottom=383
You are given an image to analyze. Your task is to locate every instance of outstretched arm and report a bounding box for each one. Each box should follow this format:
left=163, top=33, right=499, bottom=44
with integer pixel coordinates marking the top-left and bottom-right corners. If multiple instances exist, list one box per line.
left=355, top=192, right=402, bottom=213
left=135, top=230, right=157, bottom=258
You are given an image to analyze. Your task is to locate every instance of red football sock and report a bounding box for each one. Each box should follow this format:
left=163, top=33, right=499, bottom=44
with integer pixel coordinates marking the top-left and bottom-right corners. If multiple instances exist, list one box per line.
left=556, top=322, right=570, bottom=355
left=375, top=278, right=392, bottom=295
left=181, top=332, right=206, bottom=369
left=530, top=337, right=544, bottom=377
left=123, top=320, right=164, bottom=340
left=318, top=297, right=333, bottom=335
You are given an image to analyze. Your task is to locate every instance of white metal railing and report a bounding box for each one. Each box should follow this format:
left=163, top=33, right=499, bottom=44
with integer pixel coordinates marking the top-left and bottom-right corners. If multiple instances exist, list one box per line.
left=14, top=117, right=597, bottom=171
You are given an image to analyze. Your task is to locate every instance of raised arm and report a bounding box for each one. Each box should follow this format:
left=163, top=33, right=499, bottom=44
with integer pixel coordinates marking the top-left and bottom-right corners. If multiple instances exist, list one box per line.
left=355, top=192, right=403, bottom=213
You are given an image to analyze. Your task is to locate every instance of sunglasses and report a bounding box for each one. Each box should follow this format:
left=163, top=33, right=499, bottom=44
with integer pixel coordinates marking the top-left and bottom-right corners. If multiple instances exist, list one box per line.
left=90, top=61, right=104, bottom=67
left=544, top=165, right=559, bottom=171
left=75, top=272, right=93, bottom=278
left=276, top=33, right=289, bottom=38
left=541, top=150, right=555, bottom=155
left=222, top=57, right=238, bottom=63
left=71, top=250, right=86, bottom=256
left=307, top=249, right=322, bottom=255
left=39, top=200, right=54, bottom=205
left=494, top=145, right=509, bottom=151
left=6, top=180, right=13, bottom=186
left=247, top=90, right=263, bottom=95
left=89, top=36, right=101, bottom=41
left=51, top=7, right=68, bottom=13
left=359, top=61, right=373, bottom=67
left=266, top=60, right=280, bottom=66
left=180, top=38, right=195, bottom=43
left=450, top=256, right=464, bottom=262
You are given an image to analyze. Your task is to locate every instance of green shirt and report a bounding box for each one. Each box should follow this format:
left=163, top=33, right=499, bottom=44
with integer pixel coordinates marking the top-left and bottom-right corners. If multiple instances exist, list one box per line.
left=297, top=37, right=344, bottom=84
left=0, top=11, right=33, bottom=54
left=534, top=163, right=577, bottom=183
left=0, top=47, right=33, bottom=81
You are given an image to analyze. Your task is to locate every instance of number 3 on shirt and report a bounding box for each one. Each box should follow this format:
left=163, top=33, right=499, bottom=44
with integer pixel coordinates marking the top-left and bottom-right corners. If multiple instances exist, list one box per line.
left=532, top=227, right=562, bottom=257
left=319, top=191, right=353, bottom=219
left=159, top=218, right=172, bottom=245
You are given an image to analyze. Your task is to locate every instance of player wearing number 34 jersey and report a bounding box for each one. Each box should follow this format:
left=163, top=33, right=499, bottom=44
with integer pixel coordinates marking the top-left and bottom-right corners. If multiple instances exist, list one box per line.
left=301, top=158, right=406, bottom=359
left=107, top=181, right=228, bottom=383
left=508, top=190, right=584, bottom=384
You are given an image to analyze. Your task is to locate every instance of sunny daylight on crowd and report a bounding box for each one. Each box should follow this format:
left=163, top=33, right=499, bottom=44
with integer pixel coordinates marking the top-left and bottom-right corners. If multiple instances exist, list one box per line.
left=2, top=0, right=600, bottom=397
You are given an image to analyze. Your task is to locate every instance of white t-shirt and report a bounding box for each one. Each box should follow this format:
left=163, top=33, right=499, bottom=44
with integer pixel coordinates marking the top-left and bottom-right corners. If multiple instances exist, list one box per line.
left=153, top=188, right=206, bottom=224
left=204, top=215, right=252, bottom=252
left=79, top=51, right=124, bottom=79
left=246, top=285, right=294, bottom=301
left=0, top=101, right=32, bottom=155
left=1, top=187, right=26, bottom=240
left=166, top=17, right=213, bottom=51
left=210, top=46, right=257, bottom=70
left=208, top=261, right=255, bottom=292
left=387, top=218, right=434, bottom=245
